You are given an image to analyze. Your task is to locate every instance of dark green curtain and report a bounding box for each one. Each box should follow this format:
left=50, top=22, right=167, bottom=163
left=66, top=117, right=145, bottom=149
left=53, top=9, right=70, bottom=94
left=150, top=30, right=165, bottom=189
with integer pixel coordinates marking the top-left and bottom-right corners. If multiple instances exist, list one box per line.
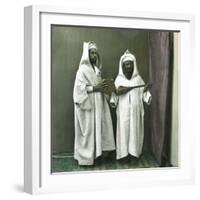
left=148, top=32, right=174, bottom=166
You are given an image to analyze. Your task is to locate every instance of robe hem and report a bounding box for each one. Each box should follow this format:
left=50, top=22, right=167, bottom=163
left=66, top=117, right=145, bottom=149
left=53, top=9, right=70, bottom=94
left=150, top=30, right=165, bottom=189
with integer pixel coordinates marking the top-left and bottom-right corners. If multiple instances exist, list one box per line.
left=117, top=152, right=141, bottom=160
left=74, top=158, right=94, bottom=166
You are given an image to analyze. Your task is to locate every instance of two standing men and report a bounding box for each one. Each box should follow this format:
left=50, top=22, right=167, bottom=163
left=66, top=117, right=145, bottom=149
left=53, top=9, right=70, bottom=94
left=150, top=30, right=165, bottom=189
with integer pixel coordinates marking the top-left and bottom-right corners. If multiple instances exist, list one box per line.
left=73, top=41, right=151, bottom=165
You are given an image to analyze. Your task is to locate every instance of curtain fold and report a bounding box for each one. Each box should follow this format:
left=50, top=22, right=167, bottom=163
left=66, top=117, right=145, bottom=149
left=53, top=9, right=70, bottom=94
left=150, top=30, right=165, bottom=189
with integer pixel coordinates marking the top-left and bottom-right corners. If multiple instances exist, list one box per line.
left=148, top=32, right=174, bottom=165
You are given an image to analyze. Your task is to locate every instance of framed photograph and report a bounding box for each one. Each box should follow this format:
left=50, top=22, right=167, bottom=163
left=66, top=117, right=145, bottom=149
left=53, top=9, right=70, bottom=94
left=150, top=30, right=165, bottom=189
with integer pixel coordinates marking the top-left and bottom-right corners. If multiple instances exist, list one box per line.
left=24, top=5, right=195, bottom=194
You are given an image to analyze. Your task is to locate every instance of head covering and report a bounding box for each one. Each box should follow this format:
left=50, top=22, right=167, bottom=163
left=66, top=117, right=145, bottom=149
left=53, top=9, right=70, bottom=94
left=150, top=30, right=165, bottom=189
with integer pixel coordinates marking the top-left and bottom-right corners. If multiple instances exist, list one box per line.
left=88, top=41, right=98, bottom=50
left=115, top=50, right=144, bottom=88
left=118, top=50, right=139, bottom=78
left=79, top=41, right=101, bottom=69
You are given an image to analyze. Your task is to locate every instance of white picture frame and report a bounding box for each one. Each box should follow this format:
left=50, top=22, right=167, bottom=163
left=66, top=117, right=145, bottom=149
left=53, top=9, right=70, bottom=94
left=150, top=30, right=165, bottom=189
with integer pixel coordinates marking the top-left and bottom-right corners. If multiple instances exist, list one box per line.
left=24, top=5, right=195, bottom=194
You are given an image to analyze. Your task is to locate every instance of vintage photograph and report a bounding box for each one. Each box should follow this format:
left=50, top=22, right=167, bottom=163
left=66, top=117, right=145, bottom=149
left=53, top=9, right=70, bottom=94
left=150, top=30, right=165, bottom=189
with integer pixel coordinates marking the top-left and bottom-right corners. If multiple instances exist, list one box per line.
left=51, top=25, right=179, bottom=173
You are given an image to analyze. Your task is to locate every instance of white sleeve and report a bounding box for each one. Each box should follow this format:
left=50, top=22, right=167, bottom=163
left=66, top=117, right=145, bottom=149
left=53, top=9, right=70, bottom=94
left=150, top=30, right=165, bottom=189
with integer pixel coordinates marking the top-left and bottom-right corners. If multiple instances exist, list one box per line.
left=110, top=92, right=119, bottom=107
left=143, top=90, right=152, bottom=105
left=86, top=86, right=93, bottom=93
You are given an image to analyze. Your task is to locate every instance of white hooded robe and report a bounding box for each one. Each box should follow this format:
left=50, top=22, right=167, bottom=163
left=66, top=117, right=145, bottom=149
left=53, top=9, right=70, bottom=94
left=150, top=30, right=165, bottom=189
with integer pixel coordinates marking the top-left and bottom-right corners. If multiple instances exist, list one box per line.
left=111, top=51, right=151, bottom=159
left=73, top=42, right=115, bottom=165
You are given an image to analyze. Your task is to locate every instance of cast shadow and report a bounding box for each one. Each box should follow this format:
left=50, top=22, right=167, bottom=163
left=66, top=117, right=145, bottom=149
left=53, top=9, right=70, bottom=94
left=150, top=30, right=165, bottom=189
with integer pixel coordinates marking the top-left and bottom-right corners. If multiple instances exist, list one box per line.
left=12, top=184, right=24, bottom=193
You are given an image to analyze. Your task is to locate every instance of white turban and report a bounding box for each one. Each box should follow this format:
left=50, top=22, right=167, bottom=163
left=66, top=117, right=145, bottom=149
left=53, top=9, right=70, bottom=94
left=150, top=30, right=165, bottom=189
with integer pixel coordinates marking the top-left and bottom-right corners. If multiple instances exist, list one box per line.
left=88, top=41, right=98, bottom=50
left=121, top=50, right=136, bottom=63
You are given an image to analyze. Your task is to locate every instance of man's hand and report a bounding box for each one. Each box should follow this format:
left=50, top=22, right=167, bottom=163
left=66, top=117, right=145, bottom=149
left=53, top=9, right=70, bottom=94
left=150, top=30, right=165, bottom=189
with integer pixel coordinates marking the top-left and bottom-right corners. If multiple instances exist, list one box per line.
left=102, top=79, right=116, bottom=95
left=116, top=86, right=133, bottom=95
left=143, top=83, right=152, bottom=93
left=93, top=79, right=116, bottom=94
left=93, top=80, right=107, bottom=92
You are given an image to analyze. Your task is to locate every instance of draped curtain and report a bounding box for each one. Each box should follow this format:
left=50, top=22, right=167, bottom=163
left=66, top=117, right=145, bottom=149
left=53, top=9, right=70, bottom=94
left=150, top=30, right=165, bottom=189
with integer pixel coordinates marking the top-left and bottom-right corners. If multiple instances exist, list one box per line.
left=148, top=32, right=174, bottom=166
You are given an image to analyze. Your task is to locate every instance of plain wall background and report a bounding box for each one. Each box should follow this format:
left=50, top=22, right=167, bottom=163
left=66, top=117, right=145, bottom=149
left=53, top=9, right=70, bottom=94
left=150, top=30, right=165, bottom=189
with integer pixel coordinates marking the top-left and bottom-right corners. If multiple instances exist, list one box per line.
left=51, top=25, right=149, bottom=154
left=0, top=0, right=200, bottom=200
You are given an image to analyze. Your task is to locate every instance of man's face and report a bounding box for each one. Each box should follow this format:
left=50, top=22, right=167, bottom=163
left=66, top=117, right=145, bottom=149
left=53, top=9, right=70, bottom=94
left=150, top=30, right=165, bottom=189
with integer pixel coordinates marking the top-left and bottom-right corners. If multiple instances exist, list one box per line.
left=122, top=60, right=134, bottom=80
left=89, top=48, right=97, bottom=65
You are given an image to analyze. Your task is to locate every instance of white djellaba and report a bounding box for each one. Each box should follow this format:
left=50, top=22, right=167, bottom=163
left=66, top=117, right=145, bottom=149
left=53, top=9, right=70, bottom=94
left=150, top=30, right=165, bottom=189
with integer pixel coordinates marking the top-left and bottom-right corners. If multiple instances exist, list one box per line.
left=73, top=41, right=115, bottom=165
left=111, top=50, right=152, bottom=160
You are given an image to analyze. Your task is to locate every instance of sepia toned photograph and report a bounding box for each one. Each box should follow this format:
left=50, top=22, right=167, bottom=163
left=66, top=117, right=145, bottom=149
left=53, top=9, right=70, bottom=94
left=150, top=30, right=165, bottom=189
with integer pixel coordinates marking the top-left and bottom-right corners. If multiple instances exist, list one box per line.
left=51, top=25, right=179, bottom=173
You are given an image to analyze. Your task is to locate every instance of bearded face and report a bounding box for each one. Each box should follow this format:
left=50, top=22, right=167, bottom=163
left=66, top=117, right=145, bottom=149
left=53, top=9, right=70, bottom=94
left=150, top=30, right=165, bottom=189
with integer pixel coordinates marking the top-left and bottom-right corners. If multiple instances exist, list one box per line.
left=122, top=60, right=134, bottom=80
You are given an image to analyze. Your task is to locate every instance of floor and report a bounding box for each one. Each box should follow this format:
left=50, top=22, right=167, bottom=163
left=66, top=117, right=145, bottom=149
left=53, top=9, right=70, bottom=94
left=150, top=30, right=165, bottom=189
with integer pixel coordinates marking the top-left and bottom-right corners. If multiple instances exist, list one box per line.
left=51, top=151, right=172, bottom=173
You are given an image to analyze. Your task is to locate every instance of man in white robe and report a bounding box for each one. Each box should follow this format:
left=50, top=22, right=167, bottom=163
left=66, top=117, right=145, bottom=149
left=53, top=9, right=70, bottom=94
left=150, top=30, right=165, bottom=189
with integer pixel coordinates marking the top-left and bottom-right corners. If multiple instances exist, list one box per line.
left=73, top=41, right=115, bottom=165
left=111, top=50, right=152, bottom=160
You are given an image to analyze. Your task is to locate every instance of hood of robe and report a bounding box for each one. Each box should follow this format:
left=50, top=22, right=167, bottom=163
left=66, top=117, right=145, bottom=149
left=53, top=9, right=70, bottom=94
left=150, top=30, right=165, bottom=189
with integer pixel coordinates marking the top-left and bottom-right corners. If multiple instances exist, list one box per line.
left=115, top=50, right=144, bottom=88
left=79, top=41, right=102, bottom=69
